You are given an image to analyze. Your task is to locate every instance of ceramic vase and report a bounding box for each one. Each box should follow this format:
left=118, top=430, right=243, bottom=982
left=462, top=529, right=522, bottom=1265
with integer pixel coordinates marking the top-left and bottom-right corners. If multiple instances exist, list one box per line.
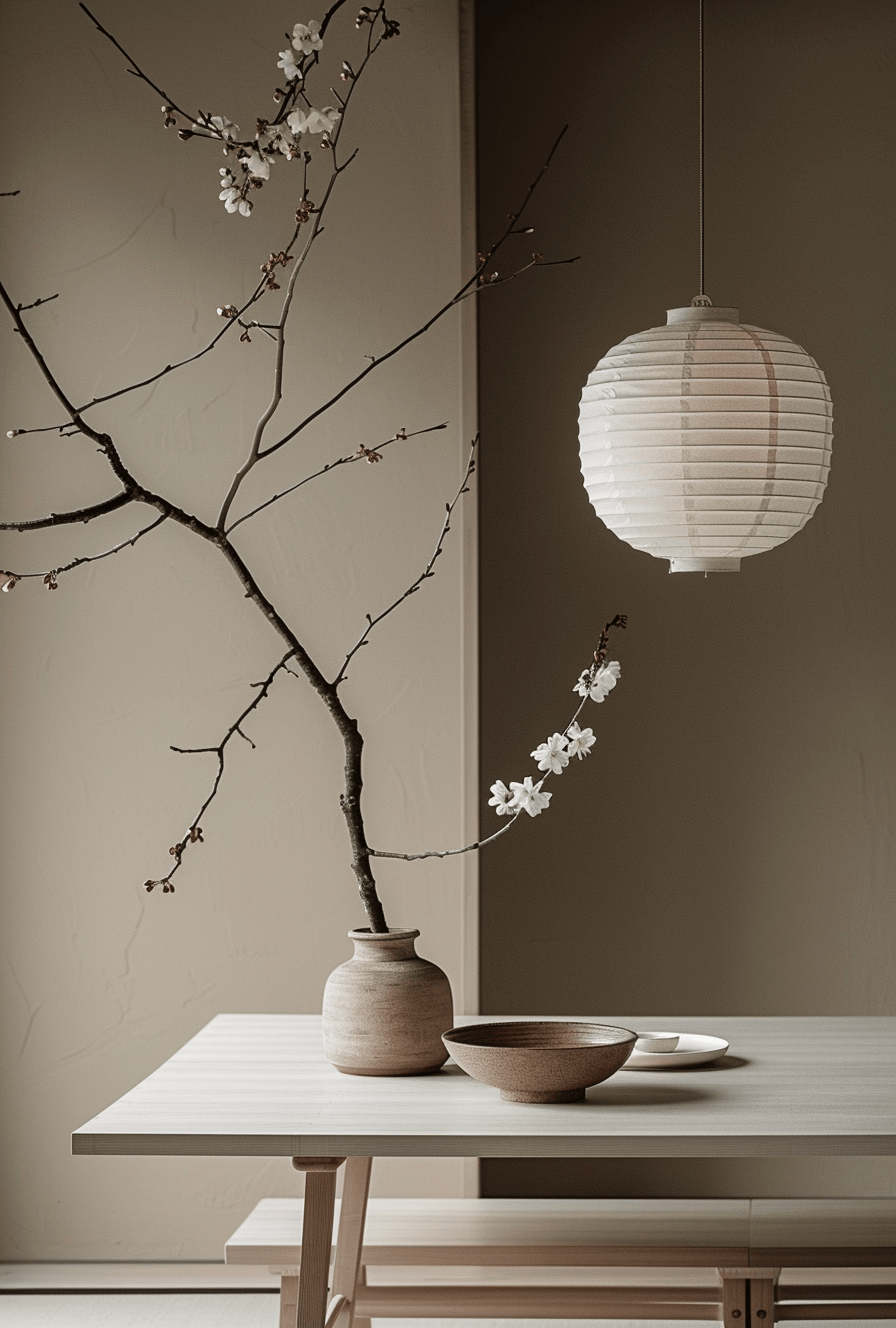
left=322, top=928, right=453, bottom=1076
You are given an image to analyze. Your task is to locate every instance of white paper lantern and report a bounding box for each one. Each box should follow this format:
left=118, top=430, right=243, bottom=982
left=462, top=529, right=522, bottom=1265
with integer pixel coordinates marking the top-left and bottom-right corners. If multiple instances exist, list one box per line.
left=578, top=301, right=832, bottom=572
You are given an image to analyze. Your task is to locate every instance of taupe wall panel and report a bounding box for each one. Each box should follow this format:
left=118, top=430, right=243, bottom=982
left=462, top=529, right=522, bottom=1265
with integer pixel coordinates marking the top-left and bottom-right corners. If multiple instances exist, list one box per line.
left=476, top=0, right=895, bottom=1197
left=0, top=0, right=471, bottom=1258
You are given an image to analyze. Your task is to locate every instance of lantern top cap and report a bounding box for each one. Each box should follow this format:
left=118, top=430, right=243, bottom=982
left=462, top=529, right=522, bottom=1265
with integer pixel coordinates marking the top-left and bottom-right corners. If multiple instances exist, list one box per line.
left=667, top=303, right=740, bottom=324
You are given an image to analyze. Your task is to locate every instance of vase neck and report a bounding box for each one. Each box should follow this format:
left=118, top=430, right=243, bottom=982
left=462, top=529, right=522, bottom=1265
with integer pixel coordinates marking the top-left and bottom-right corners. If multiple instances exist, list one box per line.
left=348, top=928, right=420, bottom=962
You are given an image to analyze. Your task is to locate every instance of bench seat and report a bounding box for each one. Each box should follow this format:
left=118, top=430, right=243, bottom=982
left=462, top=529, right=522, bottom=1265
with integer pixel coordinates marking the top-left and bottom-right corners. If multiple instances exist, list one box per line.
left=225, top=1196, right=896, bottom=1326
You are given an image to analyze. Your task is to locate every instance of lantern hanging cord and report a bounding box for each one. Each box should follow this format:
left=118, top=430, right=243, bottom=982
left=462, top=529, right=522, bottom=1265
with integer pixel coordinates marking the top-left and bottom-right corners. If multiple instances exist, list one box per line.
left=699, top=0, right=705, bottom=297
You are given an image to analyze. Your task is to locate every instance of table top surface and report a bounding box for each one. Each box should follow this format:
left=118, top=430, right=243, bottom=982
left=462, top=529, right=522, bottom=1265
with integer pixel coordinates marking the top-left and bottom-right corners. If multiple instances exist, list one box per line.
left=72, top=1014, right=896, bottom=1159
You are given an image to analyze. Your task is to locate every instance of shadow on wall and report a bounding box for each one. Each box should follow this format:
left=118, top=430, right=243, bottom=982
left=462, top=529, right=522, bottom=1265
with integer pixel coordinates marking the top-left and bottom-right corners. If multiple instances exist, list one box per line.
left=476, top=0, right=896, bottom=1198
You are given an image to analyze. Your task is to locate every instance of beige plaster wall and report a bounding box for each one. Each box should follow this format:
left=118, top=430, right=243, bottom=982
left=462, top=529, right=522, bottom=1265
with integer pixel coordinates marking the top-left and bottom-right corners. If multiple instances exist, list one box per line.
left=476, top=0, right=896, bottom=1197
left=0, top=0, right=474, bottom=1259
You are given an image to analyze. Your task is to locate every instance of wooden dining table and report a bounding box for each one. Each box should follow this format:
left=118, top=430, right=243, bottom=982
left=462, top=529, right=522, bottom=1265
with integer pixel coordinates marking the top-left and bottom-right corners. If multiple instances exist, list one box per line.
left=72, top=1013, right=896, bottom=1327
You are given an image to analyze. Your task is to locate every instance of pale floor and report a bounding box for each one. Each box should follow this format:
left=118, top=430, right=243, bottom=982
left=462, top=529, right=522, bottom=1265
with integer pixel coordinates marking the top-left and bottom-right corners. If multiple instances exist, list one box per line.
left=0, top=1303, right=889, bottom=1328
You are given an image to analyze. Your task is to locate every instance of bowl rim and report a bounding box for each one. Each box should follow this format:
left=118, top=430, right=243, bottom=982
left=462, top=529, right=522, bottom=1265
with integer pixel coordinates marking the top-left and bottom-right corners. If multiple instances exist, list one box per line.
left=442, top=1020, right=637, bottom=1050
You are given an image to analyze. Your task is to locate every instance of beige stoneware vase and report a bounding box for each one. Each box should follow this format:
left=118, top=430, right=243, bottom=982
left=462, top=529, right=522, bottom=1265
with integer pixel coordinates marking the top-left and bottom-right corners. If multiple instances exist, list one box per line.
left=322, top=928, right=453, bottom=1076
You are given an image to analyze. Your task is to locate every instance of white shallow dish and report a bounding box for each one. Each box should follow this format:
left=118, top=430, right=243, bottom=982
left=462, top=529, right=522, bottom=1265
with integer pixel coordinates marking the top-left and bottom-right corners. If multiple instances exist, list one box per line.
left=620, top=1033, right=729, bottom=1070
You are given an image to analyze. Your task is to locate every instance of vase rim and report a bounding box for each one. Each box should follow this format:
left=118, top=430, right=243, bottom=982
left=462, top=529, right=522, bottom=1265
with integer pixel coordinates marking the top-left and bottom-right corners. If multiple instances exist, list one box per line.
left=348, top=927, right=420, bottom=941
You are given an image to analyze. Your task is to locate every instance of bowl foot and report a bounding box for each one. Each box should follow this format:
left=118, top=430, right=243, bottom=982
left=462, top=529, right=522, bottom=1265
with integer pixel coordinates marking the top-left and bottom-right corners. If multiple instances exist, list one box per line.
left=499, top=1087, right=586, bottom=1103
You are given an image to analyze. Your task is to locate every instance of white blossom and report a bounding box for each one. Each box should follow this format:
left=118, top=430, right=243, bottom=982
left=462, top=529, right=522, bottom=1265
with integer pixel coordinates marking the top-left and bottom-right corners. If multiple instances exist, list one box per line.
left=488, top=780, right=517, bottom=817
left=238, top=197, right=253, bottom=217
left=277, top=48, right=303, bottom=81
left=509, top=776, right=551, bottom=818
left=260, top=125, right=298, bottom=157
left=291, top=19, right=323, bottom=55
left=574, top=659, right=621, bottom=702
left=219, top=170, right=241, bottom=212
left=566, top=722, right=596, bottom=760
left=530, top=732, right=569, bottom=775
left=289, top=105, right=341, bottom=136
left=306, top=105, right=340, bottom=134
left=242, top=149, right=273, bottom=180
left=197, top=114, right=239, bottom=141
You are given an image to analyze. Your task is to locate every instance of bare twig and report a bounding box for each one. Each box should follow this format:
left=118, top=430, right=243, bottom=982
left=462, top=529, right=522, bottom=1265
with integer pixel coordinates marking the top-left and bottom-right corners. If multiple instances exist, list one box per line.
left=81, top=0, right=350, bottom=144
left=80, top=4, right=191, bottom=117
left=71, top=278, right=272, bottom=414
left=17, top=294, right=59, bottom=313
left=146, top=651, right=297, bottom=892
left=214, top=175, right=339, bottom=529
left=4, top=423, right=71, bottom=437
left=0, top=280, right=89, bottom=423
left=1, top=190, right=20, bottom=198
left=214, top=12, right=388, bottom=529
left=58, top=7, right=379, bottom=422
left=0, top=279, right=236, bottom=545
left=257, top=128, right=572, bottom=462
left=1, top=514, right=167, bottom=582
left=67, top=2, right=365, bottom=421
left=225, top=423, right=447, bottom=535
left=210, top=533, right=388, bottom=931
left=0, top=490, right=133, bottom=532
left=370, top=813, right=521, bottom=861
left=332, top=437, right=476, bottom=687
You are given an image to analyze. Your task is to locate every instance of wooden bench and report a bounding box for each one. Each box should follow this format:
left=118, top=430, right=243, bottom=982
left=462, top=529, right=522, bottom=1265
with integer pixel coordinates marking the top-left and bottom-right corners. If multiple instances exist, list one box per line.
left=225, top=1195, right=896, bottom=1327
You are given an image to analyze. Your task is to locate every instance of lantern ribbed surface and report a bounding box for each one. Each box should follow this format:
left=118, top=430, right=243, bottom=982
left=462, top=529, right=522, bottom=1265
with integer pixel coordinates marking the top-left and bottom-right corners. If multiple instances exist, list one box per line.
left=578, top=304, right=833, bottom=572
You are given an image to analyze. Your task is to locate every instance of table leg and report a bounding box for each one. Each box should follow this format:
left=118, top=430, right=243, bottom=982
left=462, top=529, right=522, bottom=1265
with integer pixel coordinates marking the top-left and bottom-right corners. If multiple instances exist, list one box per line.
left=719, top=1268, right=748, bottom=1328
left=292, top=1156, right=346, bottom=1328
left=331, top=1156, right=373, bottom=1327
left=748, top=1269, right=780, bottom=1328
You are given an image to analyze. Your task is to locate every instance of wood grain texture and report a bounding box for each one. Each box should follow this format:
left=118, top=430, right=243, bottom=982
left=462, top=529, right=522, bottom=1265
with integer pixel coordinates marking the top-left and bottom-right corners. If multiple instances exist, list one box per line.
left=279, top=1275, right=299, bottom=1328
left=750, top=1201, right=896, bottom=1247
left=777, top=1308, right=896, bottom=1320
left=351, top=1265, right=371, bottom=1328
left=722, top=1274, right=747, bottom=1328
left=226, top=1196, right=751, bottom=1266
left=329, top=1156, right=371, bottom=1327
left=296, top=1170, right=337, bottom=1328
left=225, top=1194, right=894, bottom=1324
left=780, top=1285, right=896, bottom=1301
left=750, top=1274, right=776, bottom=1328
left=71, top=1015, right=896, bottom=1158
left=351, top=1284, right=723, bottom=1316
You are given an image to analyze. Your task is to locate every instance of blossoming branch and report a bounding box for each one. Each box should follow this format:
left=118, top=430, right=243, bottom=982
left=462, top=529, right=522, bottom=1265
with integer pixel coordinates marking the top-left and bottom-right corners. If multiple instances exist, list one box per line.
left=488, top=628, right=624, bottom=823
left=1, top=0, right=583, bottom=932
left=369, top=616, right=627, bottom=863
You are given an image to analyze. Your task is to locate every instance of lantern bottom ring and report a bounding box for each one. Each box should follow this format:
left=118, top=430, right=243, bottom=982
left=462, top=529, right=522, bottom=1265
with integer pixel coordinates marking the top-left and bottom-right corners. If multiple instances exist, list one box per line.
left=669, top=557, right=742, bottom=573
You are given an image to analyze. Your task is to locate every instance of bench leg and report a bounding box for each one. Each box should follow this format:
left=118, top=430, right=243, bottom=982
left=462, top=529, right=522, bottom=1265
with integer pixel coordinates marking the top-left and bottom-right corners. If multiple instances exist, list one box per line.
left=720, top=1272, right=748, bottom=1328
left=350, top=1266, right=371, bottom=1328
left=279, top=1274, right=300, bottom=1328
left=331, top=1156, right=373, bottom=1327
left=292, top=1156, right=346, bottom=1328
left=751, top=1277, right=776, bottom=1327
left=721, top=1267, right=781, bottom=1328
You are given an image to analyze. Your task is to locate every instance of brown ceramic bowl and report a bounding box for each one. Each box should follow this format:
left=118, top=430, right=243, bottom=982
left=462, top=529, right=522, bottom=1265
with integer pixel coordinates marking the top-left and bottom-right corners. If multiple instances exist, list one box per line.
left=442, top=1021, right=637, bottom=1103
